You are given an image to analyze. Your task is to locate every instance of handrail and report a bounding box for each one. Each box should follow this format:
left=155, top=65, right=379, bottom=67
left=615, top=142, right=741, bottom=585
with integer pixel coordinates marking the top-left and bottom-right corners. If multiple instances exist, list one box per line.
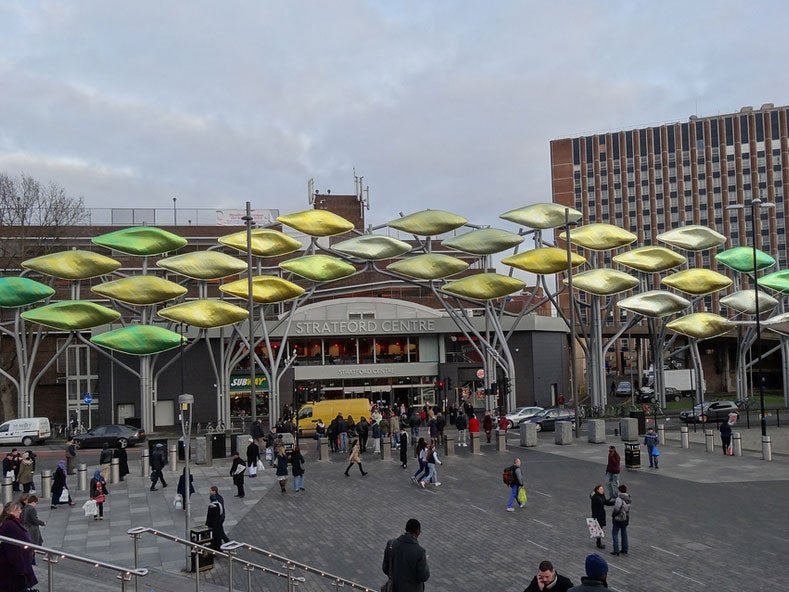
left=0, top=534, right=148, bottom=592
left=221, top=539, right=375, bottom=591
left=127, top=526, right=300, bottom=592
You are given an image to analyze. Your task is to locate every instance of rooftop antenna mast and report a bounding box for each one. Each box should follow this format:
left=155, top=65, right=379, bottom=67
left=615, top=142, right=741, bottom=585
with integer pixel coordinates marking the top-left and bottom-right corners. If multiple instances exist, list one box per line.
left=307, top=178, right=315, bottom=204
left=354, top=169, right=370, bottom=210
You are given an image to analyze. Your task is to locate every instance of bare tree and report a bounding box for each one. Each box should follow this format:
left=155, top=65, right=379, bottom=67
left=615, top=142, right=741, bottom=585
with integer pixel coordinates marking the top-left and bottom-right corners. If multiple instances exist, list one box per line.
left=0, top=172, right=88, bottom=271
left=0, top=172, right=88, bottom=420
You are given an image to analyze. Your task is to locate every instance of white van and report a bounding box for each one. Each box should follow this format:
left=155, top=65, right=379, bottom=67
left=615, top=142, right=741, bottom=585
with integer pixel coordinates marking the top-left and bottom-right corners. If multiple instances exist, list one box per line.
left=0, top=417, right=51, bottom=446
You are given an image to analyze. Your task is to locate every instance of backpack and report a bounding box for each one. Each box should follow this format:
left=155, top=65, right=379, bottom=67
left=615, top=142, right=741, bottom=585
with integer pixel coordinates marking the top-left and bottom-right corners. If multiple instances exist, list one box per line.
left=503, top=464, right=517, bottom=486
left=613, top=501, right=630, bottom=523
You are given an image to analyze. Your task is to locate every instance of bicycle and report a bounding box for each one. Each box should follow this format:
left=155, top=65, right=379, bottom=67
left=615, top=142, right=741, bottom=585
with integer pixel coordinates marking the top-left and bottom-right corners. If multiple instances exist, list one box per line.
left=206, top=420, right=226, bottom=434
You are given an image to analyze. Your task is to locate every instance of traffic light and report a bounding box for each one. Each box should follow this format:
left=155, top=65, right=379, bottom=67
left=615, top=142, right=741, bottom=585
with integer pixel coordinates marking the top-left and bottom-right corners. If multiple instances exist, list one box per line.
left=490, top=382, right=498, bottom=396
left=445, top=376, right=452, bottom=390
left=438, top=380, right=444, bottom=389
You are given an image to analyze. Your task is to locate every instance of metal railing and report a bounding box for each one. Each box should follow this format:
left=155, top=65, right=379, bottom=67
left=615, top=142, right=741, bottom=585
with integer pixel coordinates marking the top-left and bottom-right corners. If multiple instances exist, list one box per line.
left=221, top=540, right=375, bottom=592
left=127, top=526, right=301, bottom=592
left=0, top=534, right=148, bottom=592
left=126, top=526, right=375, bottom=592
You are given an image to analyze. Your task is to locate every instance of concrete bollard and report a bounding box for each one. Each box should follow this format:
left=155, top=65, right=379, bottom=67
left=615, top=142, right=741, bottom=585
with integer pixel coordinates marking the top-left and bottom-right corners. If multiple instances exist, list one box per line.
left=77, top=463, right=87, bottom=491
left=521, top=422, right=538, bottom=447
left=141, top=448, right=150, bottom=477
left=1, top=476, right=12, bottom=504
left=619, top=418, right=639, bottom=441
left=195, top=436, right=208, bottom=465
left=680, top=425, right=689, bottom=449
left=554, top=421, right=573, bottom=445
left=762, top=435, right=772, bottom=461
left=111, top=457, right=119, bottom=484
left=40, top=470, right=51, bottom=498
left=470, top=432, right=481, bottom=454
left=319, top=438, right=329, bottom=461
left=587, top=419, right=606, bottom=444
left=443, top=434, right=455, bottom=457
left=704, top=429, right=714, bottom=453
left=496, top=430, right=507, bottom=451
left=169, top=442, right=178, bottom=472
left=657, top=424, right=665, bottom=446
left=733, top=432, right=742, bottom=456
left=381, top=437, right=391, bottom=460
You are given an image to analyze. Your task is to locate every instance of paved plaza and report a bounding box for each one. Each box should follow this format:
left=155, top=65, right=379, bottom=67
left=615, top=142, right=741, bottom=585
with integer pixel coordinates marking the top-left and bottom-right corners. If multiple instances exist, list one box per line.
left=14, top=421, right=789, bottom=592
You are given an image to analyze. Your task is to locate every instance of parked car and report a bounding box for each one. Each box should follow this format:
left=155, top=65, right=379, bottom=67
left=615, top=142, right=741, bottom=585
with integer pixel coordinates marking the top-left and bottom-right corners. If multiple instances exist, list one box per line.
left=503, top=406, right=544, bottom=429
left=526, top=408, right=577, bottom=432
left=679, top=401, right=740, bottom=424
left=637, top=386, right=680, bottom=403
left=615, top=381, right=634, bottom=397
left=73, top=424, right=146, bottom=449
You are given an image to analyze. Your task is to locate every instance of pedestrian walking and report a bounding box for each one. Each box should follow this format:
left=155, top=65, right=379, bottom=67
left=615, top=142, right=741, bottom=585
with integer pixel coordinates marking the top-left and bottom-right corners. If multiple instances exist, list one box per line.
left=390, top=412, right=401, bottom=449
left=428, top=413, right=439, bottom=447
left=371, top=420, right=381, bottom=454
left=315, top=418, right=326, bottom=451
left=505, top=458, right=525, bottom=511
left=418, top=444, right=442, bottom=488
left=343, top=439, right=368, bottom=477
left=568, top=554, right=609, bottom=591
left=381, top=518, right=430, bottom=592
left=246, top=438, right=260, bottom=477
left=89, top=469, right=108, bottom=520
left=411, top=438, right=428, bottom=484
left=719, top=420, right=732, bottom=455
left=65, top=438, right=78, bottom=475
left=498, top=413, right=509, bottom=433
left=337, top=413, right=349, bottom=453
left=604, top=446, right=620, bottom=500
left=483, top=411, right=494, bottom=443
left=523, top=559, right=574, bottom=592
left=230, top=451, right=246, bottom=498
left=455, top=410, right=468, bottom=447
left=177, top=468, right=195, bottom=510
left=590, top=484, right=613, bottom=549
left=99, top=443, right=113, bottom=482
left=50, top=460, right=74, bottom=508
left=409, top=408, right=420, bottom=440
left=149, top=443, right=168, bottom=490
left=291, top=445, right=305, bottom=491
left=357, top=416, right=370, bottom=452
left=17, top=451, right=34, bottom=494
left=275, top=445, right=289, bottom=493
left=610, top=485, right=631, bottom=556
left=643, top=427, right=659, bottom=469
left=399, top=430, right=409, bottom=468
left=251, top=418, right=265, bottom=451
left=115, top=442, right=130, bottom=481
left=0, top=501, right=39, bottom=592
left=206, top=486, right=230, bottom=550
left=21, top=495, right=45, bottom=548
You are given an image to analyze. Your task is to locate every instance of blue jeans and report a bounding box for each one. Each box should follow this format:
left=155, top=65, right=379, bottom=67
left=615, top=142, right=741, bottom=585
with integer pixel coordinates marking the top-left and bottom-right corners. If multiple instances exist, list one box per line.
left=422, top=463, right=438, bottom=484
left=393, top=432, right=400, bottom=447
left=294, top=474, right=304, bottom=490
left=605, top=472, right=619, bottom=500
left=413, top=459, right=428, bottom=481
left=612, top=523, right=628, bottom=553
left=339, top=432, right=348, bottom=452
left=507, top=484, right=520, bottom=508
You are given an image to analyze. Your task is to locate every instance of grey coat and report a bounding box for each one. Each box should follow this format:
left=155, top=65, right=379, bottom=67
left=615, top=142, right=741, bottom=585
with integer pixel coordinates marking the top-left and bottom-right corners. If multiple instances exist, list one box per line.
left=21, top=504, right=45, bottom=546
left=382, top=533, right=430, bottom=592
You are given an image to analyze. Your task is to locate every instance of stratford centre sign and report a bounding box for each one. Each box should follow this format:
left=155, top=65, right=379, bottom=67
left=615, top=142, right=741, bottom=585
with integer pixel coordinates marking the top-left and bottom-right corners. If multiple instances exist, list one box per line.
left=293, top=319, right=437, bottom=336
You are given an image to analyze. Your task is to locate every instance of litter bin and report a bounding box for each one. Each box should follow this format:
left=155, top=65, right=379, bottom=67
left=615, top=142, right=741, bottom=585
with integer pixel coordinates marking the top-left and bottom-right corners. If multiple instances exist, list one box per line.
left=210, top=433, right=227, bottom=459
left=189, top=526, right=214, bottom=572
left=629, top=410, right=646, bottom=435
left=624, top=441, right=641, bottom=469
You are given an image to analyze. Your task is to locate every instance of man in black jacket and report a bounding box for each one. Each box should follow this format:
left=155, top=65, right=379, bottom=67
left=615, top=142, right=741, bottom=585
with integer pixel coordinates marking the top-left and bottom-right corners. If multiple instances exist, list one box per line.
left=568, top=554, right=608, bottom=591
left=382, top=518, right=430, bottom=592
left=149, top=443, right=167, bottom=491
left=523, top=560, right=574, bottom=592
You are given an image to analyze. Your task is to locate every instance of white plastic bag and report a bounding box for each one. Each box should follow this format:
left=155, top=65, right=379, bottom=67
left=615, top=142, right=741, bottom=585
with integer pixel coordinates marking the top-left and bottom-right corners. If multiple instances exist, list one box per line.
left=248, top=465, right=257, bottom=477
left=83, top=499, right=97, bottom=517
left=59, top=488, right=70, bottom=504
left=174, top=494, right=183, bottom=510
left=256, top=459, right=265, bottom=472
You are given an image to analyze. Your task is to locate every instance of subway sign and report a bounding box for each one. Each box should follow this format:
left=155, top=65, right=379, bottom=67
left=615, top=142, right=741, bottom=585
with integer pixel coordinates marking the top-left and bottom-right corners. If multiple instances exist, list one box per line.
left=229, top=376, right=269, bottom=391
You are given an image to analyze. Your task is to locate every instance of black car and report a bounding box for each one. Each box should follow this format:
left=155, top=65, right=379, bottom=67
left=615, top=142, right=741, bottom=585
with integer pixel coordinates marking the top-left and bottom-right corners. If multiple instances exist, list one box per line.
left=526, top=408, right=577, bottom=432
left=637, top=386, right=680, bottom=403
left=73, top=424, right=146, bottom=449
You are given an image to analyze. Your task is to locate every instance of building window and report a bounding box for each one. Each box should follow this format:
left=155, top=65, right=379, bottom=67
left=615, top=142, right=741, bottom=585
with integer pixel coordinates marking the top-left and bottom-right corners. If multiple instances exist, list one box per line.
left=740, top=115, right=750, bottom=143
left=681, top=123, right=690, bottom=150
left=725, top=117, right=734, bottom=145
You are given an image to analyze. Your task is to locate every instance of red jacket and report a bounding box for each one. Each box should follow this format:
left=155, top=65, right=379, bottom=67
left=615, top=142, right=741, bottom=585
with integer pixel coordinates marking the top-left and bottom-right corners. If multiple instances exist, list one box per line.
left=606, top=449, right=621, bottom=474
left=468, top=416, right=480, bottom=433
left=498, top=416, right=509, bottom=431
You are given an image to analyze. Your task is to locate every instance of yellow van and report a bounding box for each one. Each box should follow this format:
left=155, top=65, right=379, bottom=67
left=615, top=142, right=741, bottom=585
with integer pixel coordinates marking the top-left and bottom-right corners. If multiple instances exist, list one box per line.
left=296, top=398, right=371, bottom=436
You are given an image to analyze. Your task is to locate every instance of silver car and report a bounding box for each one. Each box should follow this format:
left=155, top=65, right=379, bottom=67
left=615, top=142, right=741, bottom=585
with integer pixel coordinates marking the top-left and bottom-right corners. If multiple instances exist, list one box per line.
left=504, top=406, right=544, bottom=429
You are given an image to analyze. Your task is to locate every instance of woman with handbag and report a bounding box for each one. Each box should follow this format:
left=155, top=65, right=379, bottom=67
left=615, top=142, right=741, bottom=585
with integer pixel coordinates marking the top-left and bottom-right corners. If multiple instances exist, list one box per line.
left=89, top=469, right=108, bottom=520
left=50, top=460, right=74, bottom=509
left=246, top=438, right=260, bottom=478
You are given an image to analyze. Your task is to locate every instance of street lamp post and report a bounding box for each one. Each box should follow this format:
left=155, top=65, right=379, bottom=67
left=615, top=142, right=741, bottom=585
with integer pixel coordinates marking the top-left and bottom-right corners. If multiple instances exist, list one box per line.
left=242, top=202, right=257, bottom=425
left=172, top=197, right=177, bottom=226
left=178, top=393, right=193, bottom=571
left=728, top=196, right=774, bottom=460
left=564, top=209, right=580, bottom=433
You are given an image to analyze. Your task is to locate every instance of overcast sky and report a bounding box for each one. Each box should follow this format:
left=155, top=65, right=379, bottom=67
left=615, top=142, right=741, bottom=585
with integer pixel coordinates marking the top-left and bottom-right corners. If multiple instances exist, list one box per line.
left=2, top=1, right=789, bottom=231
